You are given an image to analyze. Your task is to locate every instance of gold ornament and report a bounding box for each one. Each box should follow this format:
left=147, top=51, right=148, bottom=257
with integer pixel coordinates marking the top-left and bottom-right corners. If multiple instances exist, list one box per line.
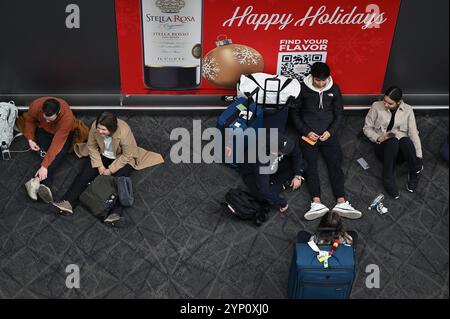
left=202, top=36, right=264, bottom=89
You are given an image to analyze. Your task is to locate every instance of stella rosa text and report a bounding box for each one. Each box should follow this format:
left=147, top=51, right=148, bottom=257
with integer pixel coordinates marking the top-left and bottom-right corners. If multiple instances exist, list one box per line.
left=145, top=14, right=196, bottom=23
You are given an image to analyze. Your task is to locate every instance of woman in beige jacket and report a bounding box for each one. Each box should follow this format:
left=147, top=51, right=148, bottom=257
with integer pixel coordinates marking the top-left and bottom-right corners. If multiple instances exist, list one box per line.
left=52, top=112, right=164, bottom=218
left=363, top=87, right=423, bottom=199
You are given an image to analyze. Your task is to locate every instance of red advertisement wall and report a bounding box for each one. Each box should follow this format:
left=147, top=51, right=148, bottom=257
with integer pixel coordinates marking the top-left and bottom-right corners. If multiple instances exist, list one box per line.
left=116, top=0, right=401, bottom=95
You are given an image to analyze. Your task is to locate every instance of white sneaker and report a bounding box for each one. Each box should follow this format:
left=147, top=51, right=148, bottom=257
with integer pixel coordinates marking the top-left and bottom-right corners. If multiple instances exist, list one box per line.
left=104, top=213, right=121, bottom=223
left=52, top=200, right=73, bottom=215
left=332, top=201, right=362, bottom=219
left=24, top=177, right=40, bottom=201
left=416, top=165, right=424, bottom=174
left=304, top=202, right=329, bottom=221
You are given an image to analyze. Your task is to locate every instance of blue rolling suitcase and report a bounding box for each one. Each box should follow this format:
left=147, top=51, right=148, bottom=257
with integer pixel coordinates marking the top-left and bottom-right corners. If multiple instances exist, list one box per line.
left=217, top=88, right=263, bottom=167
left=288, top=242, right=356, bottom=299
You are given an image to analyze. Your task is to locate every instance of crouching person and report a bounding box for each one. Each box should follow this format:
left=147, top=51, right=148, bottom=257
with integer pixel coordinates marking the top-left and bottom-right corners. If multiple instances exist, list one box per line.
left=239, top=133, right=305, bottom=214
left=24, top=97, right=77, bottom=202
left=51, top=112, right=164, bottom=222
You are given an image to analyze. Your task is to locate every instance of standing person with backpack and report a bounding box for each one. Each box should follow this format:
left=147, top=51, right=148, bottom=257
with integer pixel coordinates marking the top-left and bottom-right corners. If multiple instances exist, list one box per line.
left=291, top=62, right=362, bottom=221
left=23, top=97, right=77, bottom=203
left=51, top=112, right=164, bottom=223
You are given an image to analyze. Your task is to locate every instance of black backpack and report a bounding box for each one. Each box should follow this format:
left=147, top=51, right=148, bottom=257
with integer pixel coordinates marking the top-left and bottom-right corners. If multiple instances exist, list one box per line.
left=79, top=175, right=118, bottom=219
left=224, top=189, right=268, bottom=226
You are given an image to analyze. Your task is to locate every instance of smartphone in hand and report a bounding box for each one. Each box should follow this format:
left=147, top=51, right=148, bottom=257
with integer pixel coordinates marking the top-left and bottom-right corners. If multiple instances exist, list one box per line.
left=386, top=132, right=396, bottom=139
left=301, top=136, right=317, bottom=146
left=357, top=157, right=370, bottom=170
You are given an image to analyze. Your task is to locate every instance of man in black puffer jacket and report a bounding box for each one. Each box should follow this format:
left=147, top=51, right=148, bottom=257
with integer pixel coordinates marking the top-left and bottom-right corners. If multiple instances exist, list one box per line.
left=291, top=62, right=362, bottom=221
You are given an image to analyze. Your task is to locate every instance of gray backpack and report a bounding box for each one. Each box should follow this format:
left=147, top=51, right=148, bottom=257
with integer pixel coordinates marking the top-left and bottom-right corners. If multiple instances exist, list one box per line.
left=0, top=101, right=19, bottom=160
left=116, top=176, right=134, bottom=207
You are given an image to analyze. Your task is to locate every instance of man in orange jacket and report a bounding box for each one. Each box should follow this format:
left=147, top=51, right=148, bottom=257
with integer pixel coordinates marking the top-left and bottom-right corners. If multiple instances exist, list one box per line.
left=23, top=97, right=77, bottom=203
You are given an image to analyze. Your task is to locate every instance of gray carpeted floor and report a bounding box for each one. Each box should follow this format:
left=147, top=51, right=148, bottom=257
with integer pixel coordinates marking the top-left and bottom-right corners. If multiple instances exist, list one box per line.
left=0, top=113, right=448, bottom=299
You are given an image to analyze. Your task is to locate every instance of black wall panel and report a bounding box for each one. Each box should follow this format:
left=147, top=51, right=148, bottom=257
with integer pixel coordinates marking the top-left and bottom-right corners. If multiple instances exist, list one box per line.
left=0, top=0, right=448, bottom=106
left=0, top=0, right=120, bottom=95
left=384, top=0, right=449, bottom=95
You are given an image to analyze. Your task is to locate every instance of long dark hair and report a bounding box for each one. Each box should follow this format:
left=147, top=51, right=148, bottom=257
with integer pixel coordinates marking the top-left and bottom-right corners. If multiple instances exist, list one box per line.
left=385, top=86, right=403, bottom=103
left=315, top=211, right=346, bottom=245
left=95, top=112, right=118, bottom=134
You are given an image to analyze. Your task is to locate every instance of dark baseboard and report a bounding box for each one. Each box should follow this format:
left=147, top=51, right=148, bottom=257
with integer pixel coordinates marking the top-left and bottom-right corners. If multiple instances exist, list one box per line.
left=2, top=93, right=448, bottom=111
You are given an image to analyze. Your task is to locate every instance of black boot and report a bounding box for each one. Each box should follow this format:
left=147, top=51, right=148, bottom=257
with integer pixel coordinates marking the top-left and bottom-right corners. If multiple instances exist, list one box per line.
left=406, top=171, right=420, bottom=193
left=384, top=179, right=400, bottom=200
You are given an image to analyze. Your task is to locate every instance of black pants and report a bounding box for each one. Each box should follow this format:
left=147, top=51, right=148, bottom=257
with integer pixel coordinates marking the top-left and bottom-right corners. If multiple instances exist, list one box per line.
left=263, top=108, right=289, bottom=135
left=297, top=230, right=358, bottom=250
left=374, top=137, right=419, bottom=189
left=64, top=156, right=134, bottom=215
left=35, top=128, right=74, bottom=188
left=242, top=161, right=294, bottom=206
left=300, top=136, right=345, bottom=199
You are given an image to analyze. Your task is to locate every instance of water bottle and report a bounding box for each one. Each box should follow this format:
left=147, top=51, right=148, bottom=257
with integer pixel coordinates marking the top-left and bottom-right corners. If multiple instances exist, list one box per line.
left=368, top=193, right=388, bottom=214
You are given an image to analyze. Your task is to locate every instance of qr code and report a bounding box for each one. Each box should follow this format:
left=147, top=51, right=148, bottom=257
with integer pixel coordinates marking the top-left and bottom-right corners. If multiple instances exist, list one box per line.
left=277, top=52, right=327, bottom=82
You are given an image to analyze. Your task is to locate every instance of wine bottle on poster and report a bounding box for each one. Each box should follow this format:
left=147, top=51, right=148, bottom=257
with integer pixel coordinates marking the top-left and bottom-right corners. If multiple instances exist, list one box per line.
left=140, top=0, right=203, bottom=90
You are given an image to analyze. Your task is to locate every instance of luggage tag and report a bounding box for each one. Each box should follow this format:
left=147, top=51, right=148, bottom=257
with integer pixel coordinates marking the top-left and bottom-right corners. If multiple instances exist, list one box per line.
left=319, top=256, right=330, bottom=268
left=317, top=250, right=331, bottom=268
left=308, top=241, right=331, bottom=268
left=317, top=250, right=330, bottom=259
left=239, top=110, right=254, bottom=121
left=235, top=103, right=247, bottom=112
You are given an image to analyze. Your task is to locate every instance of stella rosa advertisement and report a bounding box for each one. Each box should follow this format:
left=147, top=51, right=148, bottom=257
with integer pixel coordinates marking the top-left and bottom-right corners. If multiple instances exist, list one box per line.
left=115, top=0, right=401, bottom=95
left=141, top=0, right=201, bottom=68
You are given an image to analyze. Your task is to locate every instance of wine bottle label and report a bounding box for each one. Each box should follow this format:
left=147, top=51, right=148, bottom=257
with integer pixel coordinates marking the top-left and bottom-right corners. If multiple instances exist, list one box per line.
left=141, top=0, right=202, bottom=68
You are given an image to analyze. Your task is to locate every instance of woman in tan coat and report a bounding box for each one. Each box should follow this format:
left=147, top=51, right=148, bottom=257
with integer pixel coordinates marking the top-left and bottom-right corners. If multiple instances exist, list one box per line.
left=363, top=87, right=423, bottom=199
left=52, top=112, right=164, bottom=219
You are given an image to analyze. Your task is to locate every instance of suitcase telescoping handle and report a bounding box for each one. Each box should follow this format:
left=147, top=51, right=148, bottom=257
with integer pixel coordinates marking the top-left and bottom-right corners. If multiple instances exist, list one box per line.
left=263, top=77, right=281, bottom=109
left=244, top=87, right=260, bottom=125
left=244, top=74, right=294, bottom=112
